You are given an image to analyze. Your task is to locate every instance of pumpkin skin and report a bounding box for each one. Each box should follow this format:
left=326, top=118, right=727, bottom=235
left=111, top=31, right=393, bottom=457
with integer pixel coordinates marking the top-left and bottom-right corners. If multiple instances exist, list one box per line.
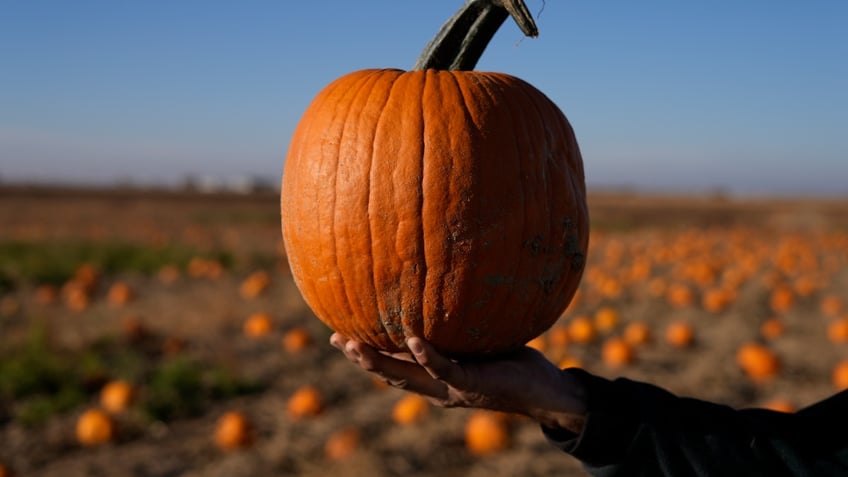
left=281, top=67, right=587, bottom=357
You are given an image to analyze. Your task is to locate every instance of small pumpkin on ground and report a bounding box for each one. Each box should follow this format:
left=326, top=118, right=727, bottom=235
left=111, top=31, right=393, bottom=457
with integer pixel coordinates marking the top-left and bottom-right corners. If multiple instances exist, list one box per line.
left=243, top=312, right=274, bottom=338
left=100, top=380, right=134, bottom=414
left=392, top=394, right=430, bottom=426
left=594, top=307, right=620, bottom=334
left=239, top=270, right=271, bottom=299
left=107, top=281, right=133, bottom=306
left=214, top=411, right=254, bottom=451
left=557, top=356, right=583, bottom=370
left=464, top=410, right=511, bottom=456
left=601, top=337, right=635, bottom=368
left=324, top=427, right=362, bottom=461
left=826, top=318, right=848, bottom=344
left=547, top=326, right=570, bottom=348
left=736, top=342, right=781, bottom=383
left=280, top=0, right=588, bottom=358
left=832, top=360, right=848, bottom=391
left=282, top=326, right=312, bottom=354
left=665, top=320, right=695, bottom=349
left=761, top=398, right=795, bottom=413
left=760, top=317, right=785, bottom=341
left=623, top=321, right=652, bottom=347
left=75, top=408, right=115, bottom=447
left=287, top=385, right=324, bottom=419
left=567, top=316, right=597, bottom=344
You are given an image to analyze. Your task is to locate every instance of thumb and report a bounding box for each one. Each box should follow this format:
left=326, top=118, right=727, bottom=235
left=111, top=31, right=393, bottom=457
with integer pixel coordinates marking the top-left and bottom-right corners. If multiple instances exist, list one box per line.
left=407, top=337, right=470, bottom=390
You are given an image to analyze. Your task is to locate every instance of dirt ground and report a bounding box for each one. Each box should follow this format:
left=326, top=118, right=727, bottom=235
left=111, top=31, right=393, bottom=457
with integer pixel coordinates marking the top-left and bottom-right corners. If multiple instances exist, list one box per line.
left=1, top=185, right=847, bottom=477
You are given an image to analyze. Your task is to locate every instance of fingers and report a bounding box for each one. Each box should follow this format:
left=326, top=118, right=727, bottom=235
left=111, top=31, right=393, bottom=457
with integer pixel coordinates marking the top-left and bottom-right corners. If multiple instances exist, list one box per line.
left=330, top=333, right=414, bottom=364
left=330, top=333, right=449, bottom=400
left=407, top=337, right=470, bottom=390
left=330, top=333, right=360, bottom=366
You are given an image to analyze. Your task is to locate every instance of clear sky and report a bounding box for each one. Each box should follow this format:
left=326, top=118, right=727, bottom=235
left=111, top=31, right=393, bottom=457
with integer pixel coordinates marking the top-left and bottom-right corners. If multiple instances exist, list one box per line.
left=1, top=1, right=846, bottom=195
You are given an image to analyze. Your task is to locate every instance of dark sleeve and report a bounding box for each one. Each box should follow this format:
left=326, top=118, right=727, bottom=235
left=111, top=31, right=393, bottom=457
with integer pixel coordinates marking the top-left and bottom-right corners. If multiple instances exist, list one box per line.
left=542, top=368, right=848, bottom=477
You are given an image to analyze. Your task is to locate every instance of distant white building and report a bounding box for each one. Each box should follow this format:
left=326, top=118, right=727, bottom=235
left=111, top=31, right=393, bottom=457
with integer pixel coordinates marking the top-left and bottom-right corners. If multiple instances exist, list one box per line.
left=198, top=176, right=224, bottom=193
left=181, top=174, right=278, bottom=194
left=230, top=175, right=278, bottom=193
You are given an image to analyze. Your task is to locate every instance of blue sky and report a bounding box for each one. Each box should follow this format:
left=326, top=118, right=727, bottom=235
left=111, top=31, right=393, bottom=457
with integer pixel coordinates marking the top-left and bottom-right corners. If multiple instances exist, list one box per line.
left=1, top=1, right=846, bottom=195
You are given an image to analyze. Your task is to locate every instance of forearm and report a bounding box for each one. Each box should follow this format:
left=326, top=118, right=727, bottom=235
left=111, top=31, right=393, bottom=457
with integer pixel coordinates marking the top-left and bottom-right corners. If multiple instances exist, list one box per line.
left=524, top=366, right=588, bottom=434
left=544, top=369, right=848, bottom=476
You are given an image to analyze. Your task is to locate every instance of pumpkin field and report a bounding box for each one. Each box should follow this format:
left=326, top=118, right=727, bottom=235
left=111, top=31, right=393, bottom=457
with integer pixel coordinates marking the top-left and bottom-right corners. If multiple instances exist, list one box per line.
left=1, top=185, right=848, bottom=477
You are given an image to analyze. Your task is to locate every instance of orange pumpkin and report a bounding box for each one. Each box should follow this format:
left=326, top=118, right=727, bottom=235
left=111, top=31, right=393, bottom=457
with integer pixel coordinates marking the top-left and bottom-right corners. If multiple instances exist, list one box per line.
left=239, top=270, right=271, bottom=299
left=601, top=337, right=634, bottom=368
left=623, top=321, right=652, bottom=347
left=214, top=411, right=254, bottom=451
left=761, top=398, right=795, bottom=413
left=107, top=281, right=134, bottom=306
left=391, top=394, right=430, bottom=425
left=567, top=316, right=597, bottom=344
left=826, top=318, right=848, bottom=344
left=736, top=342, right=781, bottom=383
left=557, top=356, right=583, bottom=369
left=832, top=360, right=848, bottom=391
left=243, top=312, right=274, bottom=338
left=464, top=411, right=510, bottom=456
left=666, top=283, right=694, bottom=308
left=63, top=282, right=91, bottom=312
left=701, top=287, right=732, bottom=313
left=760, top=317, right=785, bottom=341
left=664, top=321, right=695, bottom=349
left=279, top=0, right=587, bottom=357
left=287, top=385, right=324, bottom=419
left=71, top=263, right=99, bottom=293
left=187, top=257, right=223, bottom=279
left=594, top=307, right=620, bottom=333
left=769, top=286, right=795, bottom=314
left=547, top=326, right=570, bottom=348
left=99, top=380, right=134, bottom=414
left=75, top=408, right=115, bottom=446
left=282, top=326, right=313, bottom=353
left=324, top=427, right=361, bottom=461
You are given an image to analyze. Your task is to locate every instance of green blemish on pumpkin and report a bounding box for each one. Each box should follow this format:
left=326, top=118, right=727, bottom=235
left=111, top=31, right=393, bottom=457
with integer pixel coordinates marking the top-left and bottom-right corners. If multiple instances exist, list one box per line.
left=377, top=307, right=406, bottom=341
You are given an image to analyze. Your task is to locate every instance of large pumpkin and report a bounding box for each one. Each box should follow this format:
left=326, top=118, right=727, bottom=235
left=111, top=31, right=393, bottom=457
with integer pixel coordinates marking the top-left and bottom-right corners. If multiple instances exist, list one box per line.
left=281, top=0, right=588, bottom=357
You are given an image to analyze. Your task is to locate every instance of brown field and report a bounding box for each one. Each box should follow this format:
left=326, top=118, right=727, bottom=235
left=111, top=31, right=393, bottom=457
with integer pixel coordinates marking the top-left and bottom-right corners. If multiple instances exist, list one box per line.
left=1, top=185, right=847, bottom=477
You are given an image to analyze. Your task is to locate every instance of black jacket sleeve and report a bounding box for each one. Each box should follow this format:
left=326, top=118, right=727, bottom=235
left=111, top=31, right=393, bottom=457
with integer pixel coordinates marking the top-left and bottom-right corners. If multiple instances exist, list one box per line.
left=542, top=368, right=848, bottom=476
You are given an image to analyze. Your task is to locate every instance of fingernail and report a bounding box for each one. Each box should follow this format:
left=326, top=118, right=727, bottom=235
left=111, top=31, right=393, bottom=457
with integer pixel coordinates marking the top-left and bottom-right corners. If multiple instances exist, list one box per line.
left=345, top=342, right=361, bottom=360
left=407, top=338, right=423, bottom=355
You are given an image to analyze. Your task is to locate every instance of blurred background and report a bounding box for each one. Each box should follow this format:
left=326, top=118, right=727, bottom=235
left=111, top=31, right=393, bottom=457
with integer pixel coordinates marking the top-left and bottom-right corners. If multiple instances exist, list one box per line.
left=3, top=0, right=846, bottom=194
left=1, top=1, right=847, bottom=476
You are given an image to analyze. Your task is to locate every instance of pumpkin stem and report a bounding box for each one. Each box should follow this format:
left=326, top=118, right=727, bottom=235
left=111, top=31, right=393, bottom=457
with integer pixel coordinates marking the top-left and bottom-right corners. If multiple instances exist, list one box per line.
left=413, top=0, right=538, bottom=71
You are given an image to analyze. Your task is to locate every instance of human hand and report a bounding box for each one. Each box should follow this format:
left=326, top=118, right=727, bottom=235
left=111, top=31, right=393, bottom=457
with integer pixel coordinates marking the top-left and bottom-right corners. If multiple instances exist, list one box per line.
left=329, top=333, right=587, bottom=433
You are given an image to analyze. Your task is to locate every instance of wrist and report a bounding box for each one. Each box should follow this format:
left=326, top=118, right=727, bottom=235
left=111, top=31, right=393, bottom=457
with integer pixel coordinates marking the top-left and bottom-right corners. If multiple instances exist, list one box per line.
left=533, top=409, right=586, bottom=434
left=528, top=367, right=588, bottom=434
